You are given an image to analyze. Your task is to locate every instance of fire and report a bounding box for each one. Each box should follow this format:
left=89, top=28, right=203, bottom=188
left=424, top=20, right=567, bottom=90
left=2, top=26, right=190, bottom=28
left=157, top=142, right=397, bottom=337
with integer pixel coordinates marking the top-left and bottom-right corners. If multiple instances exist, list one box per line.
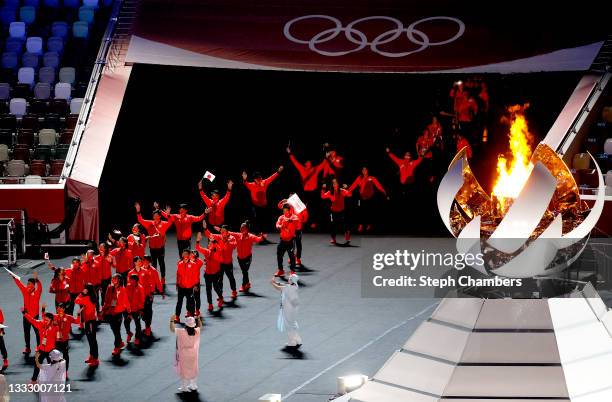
left=492, top=104, right=534, bottom=214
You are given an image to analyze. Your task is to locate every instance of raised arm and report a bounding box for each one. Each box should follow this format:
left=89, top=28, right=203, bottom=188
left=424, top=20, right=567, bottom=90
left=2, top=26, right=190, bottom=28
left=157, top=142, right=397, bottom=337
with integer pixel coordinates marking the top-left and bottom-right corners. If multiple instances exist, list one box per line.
left=387, top=149, right=403, bottom=166
left=348, top=176, right=360, bottom=193
left=288, top=153, right=305, bottom=175
left=264, top=171, right=280, bottom=186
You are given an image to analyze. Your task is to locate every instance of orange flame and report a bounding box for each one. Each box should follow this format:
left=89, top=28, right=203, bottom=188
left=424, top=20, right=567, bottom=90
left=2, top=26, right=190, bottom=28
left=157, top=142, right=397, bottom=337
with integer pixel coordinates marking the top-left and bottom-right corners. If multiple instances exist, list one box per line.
left=492, top=104, right=534, bottom=213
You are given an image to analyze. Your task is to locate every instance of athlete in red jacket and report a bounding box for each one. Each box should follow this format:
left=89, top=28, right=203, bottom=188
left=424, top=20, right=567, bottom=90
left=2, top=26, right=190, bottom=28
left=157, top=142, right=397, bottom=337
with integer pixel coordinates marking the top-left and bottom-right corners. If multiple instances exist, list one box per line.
left=242, top=166, right=283, bottom=234
left=287, top=146, right=324, bottom=229
left=127, top=224, right=147, bottom=258
left=22, top=310, right=58, bottom=381
left=141, top=255, right=163, bottom=335
left=175, top=250, right=202, bottom=319
left=321, top=179, right=353, bottom=245
left=321, top=144, right=344, bottom=179
left=110, top=238, right=134, bottom=281
left=41, top=302, right=80, bottom=377
left=124, top=274, right=145, bottom=346
left=136, top=202, right=173, bottom=286
left=11, top=271, right=42, bottom=354
left=102, top=275, right=130, bottom=356
left=275, top=204, right=299, bottom=277
left=0, top=308, right=8, bottom=371
left=349, top=167, right=388, bottom=233
left=49, top=268, right=70, bottom=308
left=277, top=197, right=308, bottom=267
left=198, top=179, right=233, bottom=226
left=228, top=221, right=265, bottom=292
left=94, top=242, right=113, bottom=310
left=386, top=148, right=423, bottom=185
left=204, top=222, right=238, bottom=299
left=74, top=285, right=99, bottom=367
left=161, top=203, right=206, bottom=257
left=48, top=257, right=86, bottom=316
left=196, top=233, right=224, bottom=311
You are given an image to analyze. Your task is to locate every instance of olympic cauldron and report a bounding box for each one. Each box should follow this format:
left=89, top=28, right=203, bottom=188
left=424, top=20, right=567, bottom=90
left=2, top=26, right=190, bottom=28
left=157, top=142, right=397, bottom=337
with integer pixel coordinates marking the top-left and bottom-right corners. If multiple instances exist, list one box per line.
left=437, top=143, right=606, bottom=278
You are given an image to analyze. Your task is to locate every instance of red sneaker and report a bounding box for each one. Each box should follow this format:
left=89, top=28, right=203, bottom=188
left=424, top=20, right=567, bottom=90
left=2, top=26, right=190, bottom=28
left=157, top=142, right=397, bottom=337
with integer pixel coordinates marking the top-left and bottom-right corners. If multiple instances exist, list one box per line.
left=217, top=298, right=224, bottom=308
left=134, top=338, right=141, bottom=347
left=22, top=347, right=31, bottom=355
left=112, top=348, right=120, bottom=356
left=231, top=290, right=238, bottom=299
left=290, top=271, right=296, bottom=276
left=239, top=285, right=247, bottom=292
left=275, top=270, right=285, bottom=277
left=126, top=332, right=133, bottom=343
left=330, top=238, right=337, bottom=245
left=207, top=304, right=214, bottom=312
left=119, top=341, right=126, bottom=350
left=195, top=309, right=201, bottom=317
left=296, top=258, right=302, bottom=266
left=84, top=355, right=93, bottom=363
left=144, top=327, right=152, bottom=337
left=88, top=359, right=100, bottom=367
left=245, top=283, right=251, bottom=290
left=2, top=359, right=8, bottom=371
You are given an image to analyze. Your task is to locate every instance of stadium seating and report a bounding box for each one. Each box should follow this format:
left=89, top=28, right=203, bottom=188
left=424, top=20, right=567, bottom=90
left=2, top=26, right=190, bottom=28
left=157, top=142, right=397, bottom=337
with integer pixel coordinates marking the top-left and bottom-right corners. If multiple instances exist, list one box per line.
left=0, top=0, right=113, bottom=184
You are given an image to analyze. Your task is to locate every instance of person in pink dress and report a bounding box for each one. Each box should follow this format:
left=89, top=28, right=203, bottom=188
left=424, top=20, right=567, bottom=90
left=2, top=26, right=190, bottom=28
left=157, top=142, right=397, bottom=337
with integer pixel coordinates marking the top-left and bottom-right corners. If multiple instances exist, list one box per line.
left=169, top=315, right=202, bottom=393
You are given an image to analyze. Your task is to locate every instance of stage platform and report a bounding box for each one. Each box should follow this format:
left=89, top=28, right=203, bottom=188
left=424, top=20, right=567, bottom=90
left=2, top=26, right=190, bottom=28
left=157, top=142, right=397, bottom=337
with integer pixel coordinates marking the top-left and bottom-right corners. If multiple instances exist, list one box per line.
left=0, top=233, right=435, bottom=401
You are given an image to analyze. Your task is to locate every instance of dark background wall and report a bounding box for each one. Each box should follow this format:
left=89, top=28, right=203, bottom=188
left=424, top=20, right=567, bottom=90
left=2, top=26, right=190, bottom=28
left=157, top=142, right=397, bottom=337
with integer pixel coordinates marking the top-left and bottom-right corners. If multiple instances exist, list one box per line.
left=98, top=65, right=580, bottom=237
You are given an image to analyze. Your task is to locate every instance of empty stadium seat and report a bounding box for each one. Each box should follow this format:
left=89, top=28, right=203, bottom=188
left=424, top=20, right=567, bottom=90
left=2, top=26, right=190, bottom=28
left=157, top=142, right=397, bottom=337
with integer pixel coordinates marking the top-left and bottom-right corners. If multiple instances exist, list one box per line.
left=51, top=21, right=69, bottom=39
left=12, top=83, right=32, bottom=99
left=26, top=37, right=43, bottom=56
left=0, top=7, right=17, bottom=25
left=70, top=97, right=83, bottom=114
left=29, top=161, right=47, bottom=176
left=59, top=67, right=76, bottom=85
left=0, top=115, right=17, bottom=130
left=38, top=66, right=56, bottom=84
left=83, top=0, right=100, bottom=9
left=0, top=83, right=10, bottom=100
left=5, top=38, right=24, bottom=55
left=1, top=52, right=19, bottom=70
left=19, top=6, right=36, bottom=25
left=18, top=67, right=36, bottom=87
left=9, top=22, right=26, bottom=39
left=21, top=114, right=39, bottom=131
left=24, top=0, right=41, bottom=7
left=29, top=99, right=48, bottom=114
left=34, top=82, right=52, bottom=99
left=17, top=129, right=35, bottom=147
left=59, top=129, right=73, bottom=144
left=6, top=159, right=26, bottom=176
left=45, top=112, right=62, bottom=129
left=54, top=144, right=69, bottom=159
left=24, top=175, right=43, bottom=184
left=38, top=128, right=57, bottom=146
left=11, top=146, right=30, bottom=163
left=34, top=144, right=52, bottom=161
left=43, top=0, right=60, bottom=7
left=0, top=129, right=12, bottom=145
left=72, top=21, right=89, bottom=39
left=22, top=52, right=40, bottom=69
left=47, top=37, right=64, bottom=54
left=54, top=82, right=71, bottom=100
left=0, top=144, right=9, bottom=162
left=43, top=52, right=60, bottom=69
left=63, top=0, right=80, bottom=8
left=78, top=6, right=95, bottom=24
left=9, top=98, right=27, bottom=117
left=50, top=160, right=64, bottom=175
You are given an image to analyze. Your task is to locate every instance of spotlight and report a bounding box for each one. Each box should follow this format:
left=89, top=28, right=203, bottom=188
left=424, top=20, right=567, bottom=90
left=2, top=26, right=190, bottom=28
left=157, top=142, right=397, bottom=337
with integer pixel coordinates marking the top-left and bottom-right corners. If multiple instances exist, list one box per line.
left=337, top=374, right=368, bottom=394
left=258, top=393, right=281, bottom=402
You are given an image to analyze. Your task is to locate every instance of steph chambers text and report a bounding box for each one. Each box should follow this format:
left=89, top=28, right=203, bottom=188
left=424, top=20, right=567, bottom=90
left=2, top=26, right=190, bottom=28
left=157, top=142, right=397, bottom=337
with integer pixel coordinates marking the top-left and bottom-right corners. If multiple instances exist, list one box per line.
left=372, top=275, right=522, bottom=288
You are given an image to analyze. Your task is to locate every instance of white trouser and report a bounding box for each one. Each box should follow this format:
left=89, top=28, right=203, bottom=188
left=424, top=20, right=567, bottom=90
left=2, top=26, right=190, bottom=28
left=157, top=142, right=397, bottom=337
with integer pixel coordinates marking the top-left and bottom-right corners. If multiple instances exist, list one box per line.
left=287, top=330, right=302, bottom=346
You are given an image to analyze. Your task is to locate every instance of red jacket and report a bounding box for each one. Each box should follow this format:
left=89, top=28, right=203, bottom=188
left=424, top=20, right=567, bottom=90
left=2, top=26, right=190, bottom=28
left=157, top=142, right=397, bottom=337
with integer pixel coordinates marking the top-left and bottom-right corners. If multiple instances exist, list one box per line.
left=349, top=175, right=386, bottom=200
left=457, top=137, right=473, bottom=159
left=128, top=233, right=146, bottom=258
left=176, top=259, right=202, bottom=289
left=137, top=215, right=172, bottom=249
left=321, top=188, right=351, bottom=212
left=24, top=314, right=59, bottom=353
left=142, top=265, right=163, bottom=296
left=128, top=267, right=155, bottom=297
left=162, top=212, right=205, bottom=241
left=102, top=285, right=130, bottom=316
left=289, top=154, right=322, bottom=192
left=244, top=172, right=278, bottom=207
left=196, top=243, right=221, bottom=275
left=200, top=190, right=231, bottom=225
left=51, top=313, right=80, bottom=342
left=82, top=259, right=100, bottom=286
left=276, top=214, right=299, bottom=241
left=14, top=277, right=42, bottom=316
left=0, top=308, right=4, bottom=325
left=64, top=266, right=86, bottom=294
left=322, top=154, right=344, bottom=178
left=50, top=277, right=70, bottom=304
left=111, top=247, right=134, bottom=274
left=74, top=294, right=98, bottom=322
left=205, top=230, right=237, bottom=264
left=125, top=283, right=145, bottom=312
left=93, top=254, right=112, bottom=281
left=277, top=200, right=308, bottom=230
left=229, top=232, right=264, bottom=259
left=388, top=152, right=422, bottom=184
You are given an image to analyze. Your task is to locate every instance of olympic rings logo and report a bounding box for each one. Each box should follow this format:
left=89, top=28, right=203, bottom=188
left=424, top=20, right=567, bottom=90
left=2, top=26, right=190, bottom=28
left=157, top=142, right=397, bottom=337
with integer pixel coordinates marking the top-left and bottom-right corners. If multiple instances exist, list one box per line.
left=283, top=15, right=465, bottom=57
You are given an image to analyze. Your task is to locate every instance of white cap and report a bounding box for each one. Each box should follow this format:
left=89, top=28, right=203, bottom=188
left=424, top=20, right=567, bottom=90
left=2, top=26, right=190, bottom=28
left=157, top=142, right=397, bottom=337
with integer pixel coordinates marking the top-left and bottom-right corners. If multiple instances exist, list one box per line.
left=49, top=349, right=63, bottom=362
left=185, top=316, right=196, bottom=328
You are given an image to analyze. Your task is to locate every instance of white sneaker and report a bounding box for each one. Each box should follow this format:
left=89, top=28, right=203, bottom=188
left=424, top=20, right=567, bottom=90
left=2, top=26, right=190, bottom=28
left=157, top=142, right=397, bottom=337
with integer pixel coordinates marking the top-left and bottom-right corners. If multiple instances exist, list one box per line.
left=178, top=387, right=188, bottom=393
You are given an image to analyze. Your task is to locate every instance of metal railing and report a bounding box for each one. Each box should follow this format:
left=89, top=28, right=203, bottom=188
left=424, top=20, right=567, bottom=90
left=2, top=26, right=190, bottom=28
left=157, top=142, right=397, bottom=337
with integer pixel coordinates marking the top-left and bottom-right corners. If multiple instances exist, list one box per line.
left=0, top=218, right=17, bottom=266
left=61, top=0, right=124, bottom=181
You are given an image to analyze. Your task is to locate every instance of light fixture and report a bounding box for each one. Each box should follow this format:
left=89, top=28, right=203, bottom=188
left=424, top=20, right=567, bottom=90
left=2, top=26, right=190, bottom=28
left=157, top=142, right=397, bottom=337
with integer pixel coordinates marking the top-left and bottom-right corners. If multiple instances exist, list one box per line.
left=258, top=393, right=281, bottom=402
left=337, top=374, right=368, bottom=394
